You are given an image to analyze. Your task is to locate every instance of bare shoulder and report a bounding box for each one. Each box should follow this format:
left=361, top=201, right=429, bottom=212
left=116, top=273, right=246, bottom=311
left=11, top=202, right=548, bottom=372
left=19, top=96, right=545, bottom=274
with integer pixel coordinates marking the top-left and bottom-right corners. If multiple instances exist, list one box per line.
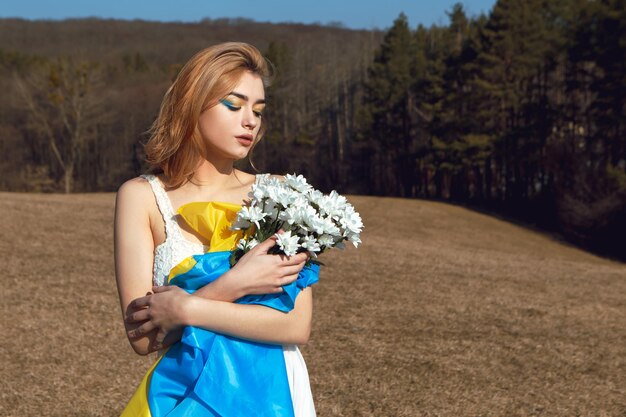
left=117, top=175, right=151, bottom=194
left=116, top=176, right=153, bottom=210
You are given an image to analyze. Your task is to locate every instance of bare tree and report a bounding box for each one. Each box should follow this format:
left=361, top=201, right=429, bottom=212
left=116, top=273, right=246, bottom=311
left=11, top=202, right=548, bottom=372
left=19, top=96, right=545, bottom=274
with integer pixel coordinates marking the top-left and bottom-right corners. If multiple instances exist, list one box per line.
left=15, top=57, right=104, bottom=193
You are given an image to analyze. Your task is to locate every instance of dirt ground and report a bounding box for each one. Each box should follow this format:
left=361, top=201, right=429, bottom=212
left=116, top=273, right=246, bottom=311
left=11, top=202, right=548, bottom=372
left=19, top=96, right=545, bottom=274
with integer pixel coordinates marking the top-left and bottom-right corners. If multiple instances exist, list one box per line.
left=1, top=192, right=625, bottom=417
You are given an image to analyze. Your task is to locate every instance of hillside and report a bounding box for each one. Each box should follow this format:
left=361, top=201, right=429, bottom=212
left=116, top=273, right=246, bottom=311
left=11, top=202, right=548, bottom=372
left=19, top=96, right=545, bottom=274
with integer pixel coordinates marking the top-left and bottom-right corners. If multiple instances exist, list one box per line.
left=0, top=192, right=624, bottom=416
left=0, top=17, right=369, bottom=61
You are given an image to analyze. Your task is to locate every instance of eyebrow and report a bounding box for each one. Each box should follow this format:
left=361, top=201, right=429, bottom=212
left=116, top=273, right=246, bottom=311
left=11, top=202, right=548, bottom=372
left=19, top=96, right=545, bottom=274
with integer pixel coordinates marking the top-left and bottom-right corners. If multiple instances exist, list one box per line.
left=229, top=91, right=266, bottom=105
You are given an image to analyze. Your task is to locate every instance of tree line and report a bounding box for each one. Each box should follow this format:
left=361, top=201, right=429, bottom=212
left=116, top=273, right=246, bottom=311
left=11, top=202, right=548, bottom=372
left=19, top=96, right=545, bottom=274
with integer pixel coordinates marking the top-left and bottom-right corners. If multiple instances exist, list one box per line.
left=353, top=0, right=625, bottom=259
left=0, top=0, right=624, bottom=259
left=0, top=17, right=380, bottom=193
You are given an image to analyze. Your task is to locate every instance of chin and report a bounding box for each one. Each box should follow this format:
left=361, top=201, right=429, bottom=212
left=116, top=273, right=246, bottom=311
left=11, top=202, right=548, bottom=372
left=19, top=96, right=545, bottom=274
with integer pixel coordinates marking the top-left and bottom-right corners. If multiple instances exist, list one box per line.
left=213, top=148, right=250, bottom=161
left=234, top=149, right=252, bottom=159
left=224, top=152, right=249, bottom=162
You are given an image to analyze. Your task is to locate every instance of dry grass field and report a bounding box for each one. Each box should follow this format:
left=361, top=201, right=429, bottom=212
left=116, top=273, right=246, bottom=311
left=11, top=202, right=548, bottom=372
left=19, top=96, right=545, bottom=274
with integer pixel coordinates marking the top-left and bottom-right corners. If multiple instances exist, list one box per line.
left=1, top=191, right=625, bottom=417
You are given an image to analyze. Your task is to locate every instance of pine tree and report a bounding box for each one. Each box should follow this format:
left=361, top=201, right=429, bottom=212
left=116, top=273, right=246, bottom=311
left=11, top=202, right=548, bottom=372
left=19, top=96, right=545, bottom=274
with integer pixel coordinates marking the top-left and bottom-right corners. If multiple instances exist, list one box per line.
left=474, top=0, right=554, bottom=205
left=558, top=0, right=626, bottom=253
left=360, top=13, right=416, bottom=196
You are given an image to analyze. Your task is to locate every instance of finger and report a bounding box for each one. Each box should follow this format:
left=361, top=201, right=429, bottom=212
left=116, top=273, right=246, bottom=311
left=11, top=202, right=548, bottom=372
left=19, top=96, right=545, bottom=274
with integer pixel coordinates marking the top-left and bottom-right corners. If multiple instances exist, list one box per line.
left=281, top=265, right=304, bottom=279
left=284, top=272, right=300, bottom=285
left=153, top=329, right=168, bottom=350
left=127, top=321, right=156, bottom=338
left=282, top=252, right=308, bottom=266
left=130, top=295, right=151, bottom=309
left=255, top=234, right=279, bottom=254
left=126, top=308, right=150, bottom=323
left=273, top=286, right=285, bottom=293
left=155, top=329, right=168, bottom=344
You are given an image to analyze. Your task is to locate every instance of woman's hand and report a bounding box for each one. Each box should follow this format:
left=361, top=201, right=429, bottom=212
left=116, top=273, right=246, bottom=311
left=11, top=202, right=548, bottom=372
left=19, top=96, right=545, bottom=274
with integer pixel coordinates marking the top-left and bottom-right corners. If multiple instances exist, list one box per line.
left=222, top=233, right=310, bottom=298
left=126, top=233, right=309, bottom=348
left=126, top=285, right=191, bottom=350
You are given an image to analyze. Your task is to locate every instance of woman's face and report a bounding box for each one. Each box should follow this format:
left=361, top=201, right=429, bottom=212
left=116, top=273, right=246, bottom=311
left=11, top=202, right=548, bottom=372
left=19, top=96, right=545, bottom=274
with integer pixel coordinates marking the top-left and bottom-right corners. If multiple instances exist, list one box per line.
left=197, top=71, right=266, bottom=161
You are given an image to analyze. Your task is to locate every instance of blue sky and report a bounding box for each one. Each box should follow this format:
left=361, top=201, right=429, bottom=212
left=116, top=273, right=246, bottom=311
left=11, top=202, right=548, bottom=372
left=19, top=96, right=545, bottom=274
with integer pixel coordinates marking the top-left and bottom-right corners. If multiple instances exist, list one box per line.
left=1, top=0, right=497, bottom=30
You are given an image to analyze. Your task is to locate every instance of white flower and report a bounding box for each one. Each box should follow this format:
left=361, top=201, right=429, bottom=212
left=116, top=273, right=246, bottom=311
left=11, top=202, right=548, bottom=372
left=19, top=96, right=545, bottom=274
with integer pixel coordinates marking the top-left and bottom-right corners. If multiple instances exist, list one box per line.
left=279, top=205, right=303, bottom=225
left=231, top=172, right=363, bottom=263
left=301, top=235, right=321, bottom=253
left=250, top=184, right=267, bottom=201
left=317, top=234, right=335, bottom=247
left=285, top=173, right=312, bottom=193
left=339, top=208, right=363, bottom=235
left=291, top=194, right=309, bottom=209
left=275, top=230, right=300, bottom=256
left=322, top=217, right=340, bottom=236
left=347, top=232, right=361, bottom=248
left=307, top=189, right=325, bottom=206
left=236, top=237, right=260, bottom=251
left=319, top=190, right=348, bottom=217
left=279, top=189, right=301, bottom=207
left=265, top=176, right=283, bottom=190
left=255, top=173, right=271, bottom=182
left=238, top=206, right=266, bottom=228
left=303, top=210, right=326, bottom=234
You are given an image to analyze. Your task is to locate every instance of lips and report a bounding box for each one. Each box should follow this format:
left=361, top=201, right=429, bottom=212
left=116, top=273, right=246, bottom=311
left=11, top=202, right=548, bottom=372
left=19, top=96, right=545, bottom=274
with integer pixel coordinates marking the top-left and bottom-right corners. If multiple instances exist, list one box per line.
left=236, top=134, right=253, bottom=146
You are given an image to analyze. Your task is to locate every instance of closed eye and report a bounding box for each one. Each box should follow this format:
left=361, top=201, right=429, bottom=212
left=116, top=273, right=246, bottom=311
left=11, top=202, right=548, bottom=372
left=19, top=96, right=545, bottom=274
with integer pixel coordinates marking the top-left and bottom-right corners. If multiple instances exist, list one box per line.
left=220, top=99, right=240, bottom=111
left=221, top=99, right=263, bottom=118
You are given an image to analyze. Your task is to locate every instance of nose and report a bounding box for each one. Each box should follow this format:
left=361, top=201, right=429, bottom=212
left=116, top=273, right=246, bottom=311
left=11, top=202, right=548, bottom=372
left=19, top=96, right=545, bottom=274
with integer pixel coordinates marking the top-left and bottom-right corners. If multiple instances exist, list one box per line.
left=242, top=107, right=258, bottom=131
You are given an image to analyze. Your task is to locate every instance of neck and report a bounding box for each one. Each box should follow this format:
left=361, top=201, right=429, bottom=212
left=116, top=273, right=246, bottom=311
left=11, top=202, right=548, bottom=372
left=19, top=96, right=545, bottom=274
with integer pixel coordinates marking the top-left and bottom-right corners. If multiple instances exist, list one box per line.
left=187, top=159, right=237, bottom=189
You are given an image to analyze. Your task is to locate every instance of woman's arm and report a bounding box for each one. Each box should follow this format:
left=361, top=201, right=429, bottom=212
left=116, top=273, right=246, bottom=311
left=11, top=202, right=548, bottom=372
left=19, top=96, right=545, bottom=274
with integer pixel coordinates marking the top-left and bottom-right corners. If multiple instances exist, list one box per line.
left=117, top=179, right=311, bottom=353
left=114, top=178, right=162, bottom=355
left=128, top=285, right=314, bottom=348
left=187, top=287, right=314, bottom=345
left=192, top=236, right=309, bottom=302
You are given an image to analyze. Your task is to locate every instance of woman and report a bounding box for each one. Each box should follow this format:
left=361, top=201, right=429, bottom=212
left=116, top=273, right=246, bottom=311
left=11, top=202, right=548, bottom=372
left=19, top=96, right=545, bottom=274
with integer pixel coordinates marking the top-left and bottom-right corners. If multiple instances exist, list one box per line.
left=114, top=42, right=317, bottom=416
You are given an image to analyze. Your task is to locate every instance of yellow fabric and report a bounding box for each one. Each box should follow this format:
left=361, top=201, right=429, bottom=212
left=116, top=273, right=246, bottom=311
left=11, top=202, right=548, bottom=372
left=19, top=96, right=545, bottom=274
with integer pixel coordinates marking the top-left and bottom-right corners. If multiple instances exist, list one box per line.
left=177, top=201, right=244, bottom=253
left=119, top=352, right=167, bottom=417
left=121, top=202, right=247, bottom=416
left=168, top=256, right=198, bottom=283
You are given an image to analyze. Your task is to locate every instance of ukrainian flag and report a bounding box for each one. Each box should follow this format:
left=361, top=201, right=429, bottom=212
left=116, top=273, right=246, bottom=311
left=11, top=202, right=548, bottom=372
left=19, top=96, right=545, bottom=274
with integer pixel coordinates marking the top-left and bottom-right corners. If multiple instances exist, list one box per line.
left=120, top=202, right=319, bottom=417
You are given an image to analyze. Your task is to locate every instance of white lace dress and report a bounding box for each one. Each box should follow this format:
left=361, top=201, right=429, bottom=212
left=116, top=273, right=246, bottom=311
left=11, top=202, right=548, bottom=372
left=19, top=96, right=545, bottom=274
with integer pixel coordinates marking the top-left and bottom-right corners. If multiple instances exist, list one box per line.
left=142, top=174, right=316, bottom=417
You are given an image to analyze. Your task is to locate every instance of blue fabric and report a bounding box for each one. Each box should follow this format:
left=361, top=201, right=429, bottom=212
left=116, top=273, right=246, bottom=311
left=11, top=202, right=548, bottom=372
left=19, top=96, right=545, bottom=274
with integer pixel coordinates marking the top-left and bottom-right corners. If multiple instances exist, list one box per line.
left=147, top=251, right=320, bottom=417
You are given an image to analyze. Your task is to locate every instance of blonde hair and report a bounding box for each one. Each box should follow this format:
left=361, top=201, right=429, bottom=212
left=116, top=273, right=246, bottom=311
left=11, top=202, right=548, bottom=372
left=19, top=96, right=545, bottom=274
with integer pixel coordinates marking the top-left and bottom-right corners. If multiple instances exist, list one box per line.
left=144, top=42, right=273, bottom=189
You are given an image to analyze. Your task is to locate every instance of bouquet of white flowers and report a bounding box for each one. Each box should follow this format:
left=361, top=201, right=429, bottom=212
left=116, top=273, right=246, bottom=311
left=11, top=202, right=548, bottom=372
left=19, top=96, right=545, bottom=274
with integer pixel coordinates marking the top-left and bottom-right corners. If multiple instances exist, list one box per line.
left=229, top=173, right=363, bottom=265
